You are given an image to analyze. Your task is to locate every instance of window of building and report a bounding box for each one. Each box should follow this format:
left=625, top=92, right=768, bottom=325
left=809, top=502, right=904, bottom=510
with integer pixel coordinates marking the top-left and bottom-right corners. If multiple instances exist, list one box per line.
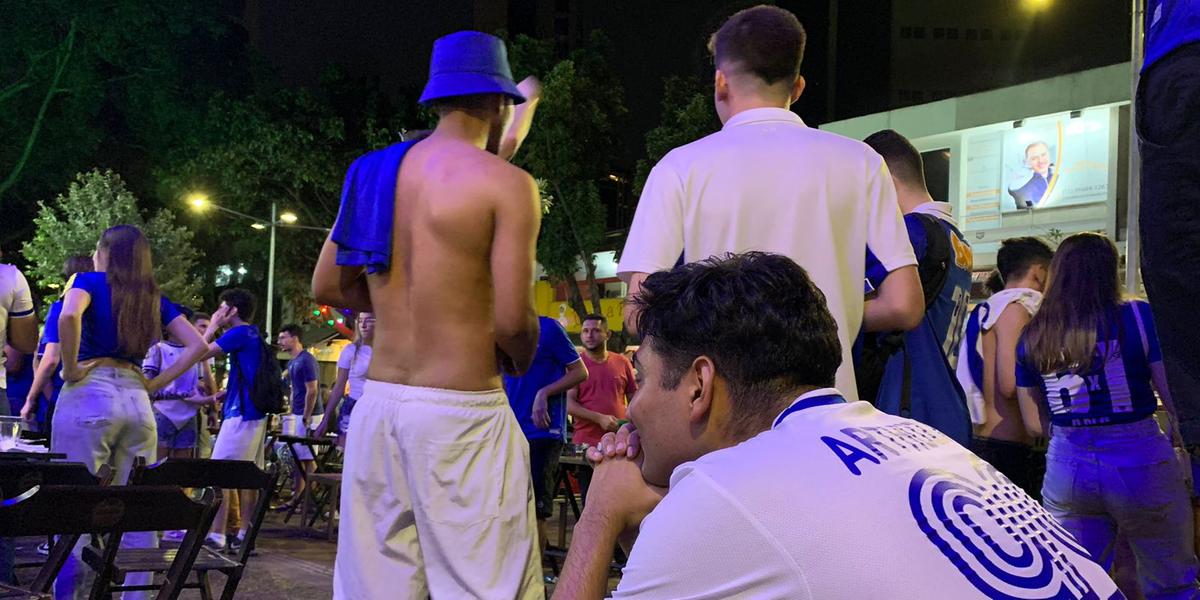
left=900, top=26, right=912, bottom=39
left=933, top=27, right=945, bottom=39
left=966, top=28, right=978, bottom=40
left=947, top=27, right=959, bottom=40
left=981, top=28, right=993, bottom=40
left=913, top=27, right=926, bottom=39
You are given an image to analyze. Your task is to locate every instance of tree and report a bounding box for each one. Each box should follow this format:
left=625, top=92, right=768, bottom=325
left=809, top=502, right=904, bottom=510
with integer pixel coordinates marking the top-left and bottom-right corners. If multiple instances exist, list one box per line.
left=634, top=75, right=720, bottom=196
left=509, top=33, right=628, bottom=321
left=156, top=77, right=421, bottom=317
left=0, top=0, right=251, bottom=246
left=22, top=169, right=202, bottom=305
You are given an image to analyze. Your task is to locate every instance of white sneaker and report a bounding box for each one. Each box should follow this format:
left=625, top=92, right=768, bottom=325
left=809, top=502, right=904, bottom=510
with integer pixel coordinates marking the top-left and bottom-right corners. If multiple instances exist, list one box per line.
left=204, top=533, right=226, bottom=551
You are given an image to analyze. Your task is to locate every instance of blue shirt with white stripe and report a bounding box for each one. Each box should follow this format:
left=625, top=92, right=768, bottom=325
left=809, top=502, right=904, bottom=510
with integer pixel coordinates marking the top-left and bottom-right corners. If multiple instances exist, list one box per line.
left=1016, top=301, right=1162, bottom=428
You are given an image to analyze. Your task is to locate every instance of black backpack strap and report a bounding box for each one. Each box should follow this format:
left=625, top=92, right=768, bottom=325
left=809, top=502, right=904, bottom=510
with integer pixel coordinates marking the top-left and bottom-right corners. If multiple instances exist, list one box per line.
left=914, top=213, right=954, bottom=308
left=899, top=213, right=955, bottom=416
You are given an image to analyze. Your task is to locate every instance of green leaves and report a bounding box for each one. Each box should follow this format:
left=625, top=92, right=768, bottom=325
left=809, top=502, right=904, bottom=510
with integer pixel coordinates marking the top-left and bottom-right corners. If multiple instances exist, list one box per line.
left=634, top=76, right=719, bottom=195
left=508, top=33, right=627, bottom=316
left=22, top=169, right=202, bottom=306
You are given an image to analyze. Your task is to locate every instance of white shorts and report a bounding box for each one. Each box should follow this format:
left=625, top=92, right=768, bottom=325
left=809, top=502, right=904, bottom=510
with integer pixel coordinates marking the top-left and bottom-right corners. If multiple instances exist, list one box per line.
left=278, top=414, right=324, bottom=461
left=333, top=381, right=542, bottom=600
left=211, top=415, right=268, bottom=468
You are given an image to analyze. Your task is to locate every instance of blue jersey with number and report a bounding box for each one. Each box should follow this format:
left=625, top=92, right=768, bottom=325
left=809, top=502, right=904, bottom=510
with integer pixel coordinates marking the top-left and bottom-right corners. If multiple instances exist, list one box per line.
left=1016, top=301, right=1162, bottom=428
left=864, top=206, right=974, bottom=445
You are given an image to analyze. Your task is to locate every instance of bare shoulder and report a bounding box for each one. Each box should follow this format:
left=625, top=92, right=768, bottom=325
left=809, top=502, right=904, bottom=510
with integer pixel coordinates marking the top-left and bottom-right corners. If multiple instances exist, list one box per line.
left=483, top=158, right=539, bottom=210
left=996, top=301, right=1033, bottom=330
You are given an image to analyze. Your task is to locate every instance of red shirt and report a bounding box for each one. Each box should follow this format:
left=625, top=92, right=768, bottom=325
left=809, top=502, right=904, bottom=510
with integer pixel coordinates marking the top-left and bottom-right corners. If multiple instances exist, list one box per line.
left=572, top=351, right=638, bottom=445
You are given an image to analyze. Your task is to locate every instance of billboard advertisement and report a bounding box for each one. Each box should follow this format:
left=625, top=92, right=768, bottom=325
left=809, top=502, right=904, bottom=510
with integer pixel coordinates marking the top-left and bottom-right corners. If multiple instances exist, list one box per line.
left=1001, top=111, right=1110, bottom=212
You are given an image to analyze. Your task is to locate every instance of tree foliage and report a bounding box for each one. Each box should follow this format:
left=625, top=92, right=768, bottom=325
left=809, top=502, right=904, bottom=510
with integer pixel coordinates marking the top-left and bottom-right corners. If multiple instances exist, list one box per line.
left=22, top=169, right=202, bottom=305
left=634, top=75, right=719, bottom=196
left=509, top=33, right=628, bottom=321
left=0, top=0, right=249, bottom=237
left=155, top=75, right=419, bottom=315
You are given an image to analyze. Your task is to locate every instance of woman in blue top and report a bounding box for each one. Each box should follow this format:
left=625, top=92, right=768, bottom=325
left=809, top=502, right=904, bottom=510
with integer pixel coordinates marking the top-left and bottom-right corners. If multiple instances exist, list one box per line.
left=53, top=225, right=208, bottom=597
left=1015, top=233, right=1199, bottom=599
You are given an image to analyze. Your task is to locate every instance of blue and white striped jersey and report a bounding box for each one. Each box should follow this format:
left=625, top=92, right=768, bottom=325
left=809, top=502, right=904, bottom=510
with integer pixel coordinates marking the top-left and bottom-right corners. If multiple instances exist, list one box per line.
left=1016, top=301, right=1162, bottom=428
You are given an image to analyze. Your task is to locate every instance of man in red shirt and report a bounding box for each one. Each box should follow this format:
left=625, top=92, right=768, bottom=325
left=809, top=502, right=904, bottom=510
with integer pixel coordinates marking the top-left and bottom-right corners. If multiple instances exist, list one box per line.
left=568, top=314, right=637, bottom=447
left=568, top=314, right=637, bottom=499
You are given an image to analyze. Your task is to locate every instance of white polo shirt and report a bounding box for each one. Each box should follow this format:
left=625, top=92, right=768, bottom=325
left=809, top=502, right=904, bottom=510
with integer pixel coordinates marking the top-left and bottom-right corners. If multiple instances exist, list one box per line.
left=612, top=389, right=1120, bottom=600
left=0, top=263, right=35, bottom=388
left=618, top=108, right=917, bottom=401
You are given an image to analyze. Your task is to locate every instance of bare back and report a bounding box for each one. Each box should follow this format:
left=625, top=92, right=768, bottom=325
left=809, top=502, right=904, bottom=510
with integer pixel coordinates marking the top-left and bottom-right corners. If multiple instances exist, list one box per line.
left=364, top=136, right=540, bottom=391
left=976, top=304, right=1034, bottom=443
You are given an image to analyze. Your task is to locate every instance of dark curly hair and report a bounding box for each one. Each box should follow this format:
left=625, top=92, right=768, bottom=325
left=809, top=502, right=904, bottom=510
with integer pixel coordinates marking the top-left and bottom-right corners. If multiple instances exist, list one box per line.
left=632, top=252, right=842, bottom=430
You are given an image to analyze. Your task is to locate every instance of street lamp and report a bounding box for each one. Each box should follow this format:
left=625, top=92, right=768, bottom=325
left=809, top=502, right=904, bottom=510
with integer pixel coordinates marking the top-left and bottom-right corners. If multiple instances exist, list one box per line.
left=185, top=192, right=330, bottom=337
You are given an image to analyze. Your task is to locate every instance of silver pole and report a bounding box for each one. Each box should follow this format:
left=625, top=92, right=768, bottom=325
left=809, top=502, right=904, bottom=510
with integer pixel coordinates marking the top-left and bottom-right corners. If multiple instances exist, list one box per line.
left=1126, top=0, right=1144, bottom=294
left=266, top=201, right=277, bottom=337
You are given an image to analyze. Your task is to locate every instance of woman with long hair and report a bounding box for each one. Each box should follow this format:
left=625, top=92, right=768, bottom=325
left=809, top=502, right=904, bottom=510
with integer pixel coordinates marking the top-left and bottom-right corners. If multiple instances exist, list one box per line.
left=54, top=225, right=207, bottom=598
left=1015, top=232, right=1199, bottom=598
left=315, top=312, right=374, bottom=448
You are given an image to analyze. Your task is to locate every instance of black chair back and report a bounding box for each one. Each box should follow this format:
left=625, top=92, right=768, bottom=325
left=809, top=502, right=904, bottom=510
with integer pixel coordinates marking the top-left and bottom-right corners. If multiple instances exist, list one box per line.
left=132, top=458, right=275, bottom=492
left=0, top=485, right=220, bottom=599
left=0, top=485, right=216, bottom=537
left=0, top=461, right=110, bottom=499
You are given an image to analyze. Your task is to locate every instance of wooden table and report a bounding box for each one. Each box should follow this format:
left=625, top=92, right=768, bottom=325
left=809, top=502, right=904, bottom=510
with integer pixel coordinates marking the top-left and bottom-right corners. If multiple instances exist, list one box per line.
left=303, top=472, right=343, bottom=541
left=273, top=434, right=336, bottom=524
left=553, top=452, right=592, bottom=549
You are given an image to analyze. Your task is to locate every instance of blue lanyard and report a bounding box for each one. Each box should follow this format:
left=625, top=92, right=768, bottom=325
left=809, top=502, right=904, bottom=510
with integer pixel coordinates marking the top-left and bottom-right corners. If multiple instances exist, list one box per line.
left=772, top=393, right=846, bottom=428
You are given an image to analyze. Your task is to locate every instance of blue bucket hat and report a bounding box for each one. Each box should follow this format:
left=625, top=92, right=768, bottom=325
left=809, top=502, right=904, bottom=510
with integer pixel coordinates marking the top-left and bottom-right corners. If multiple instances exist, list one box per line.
left=419, top=31, right=526, bottom=106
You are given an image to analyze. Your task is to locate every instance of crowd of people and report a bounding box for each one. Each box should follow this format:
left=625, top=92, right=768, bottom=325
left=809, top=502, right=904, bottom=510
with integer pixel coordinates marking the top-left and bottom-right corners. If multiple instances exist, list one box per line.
left=2, top=2, right=1198, bottom=599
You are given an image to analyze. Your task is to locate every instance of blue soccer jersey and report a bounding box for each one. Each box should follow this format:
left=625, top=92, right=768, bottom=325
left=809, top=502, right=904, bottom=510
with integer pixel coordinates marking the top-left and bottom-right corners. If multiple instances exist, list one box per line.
left=863, top=204, right=974, bottom=445
left=1017, top=300, right=1163, bottom=428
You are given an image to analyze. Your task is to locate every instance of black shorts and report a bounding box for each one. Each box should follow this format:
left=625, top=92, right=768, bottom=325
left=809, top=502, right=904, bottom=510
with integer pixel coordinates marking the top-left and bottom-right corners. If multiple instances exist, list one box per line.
left=528, top=438, right=563, bottom=520
left=970, top=436, right=1047, bottom=501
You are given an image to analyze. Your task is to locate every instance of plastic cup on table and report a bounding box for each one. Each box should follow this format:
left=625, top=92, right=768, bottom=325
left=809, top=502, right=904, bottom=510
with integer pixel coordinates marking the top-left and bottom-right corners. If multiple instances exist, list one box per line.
left=0, top=415, right=23, bottom=451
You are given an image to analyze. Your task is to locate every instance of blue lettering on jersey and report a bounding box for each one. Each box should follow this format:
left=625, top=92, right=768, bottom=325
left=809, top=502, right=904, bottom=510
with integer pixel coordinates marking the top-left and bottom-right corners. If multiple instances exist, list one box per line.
left=823, top=421, right=952, bottom=476
left=909, top=460, right=1117, bottom=599
left=821, top=436, right=881, bottom=476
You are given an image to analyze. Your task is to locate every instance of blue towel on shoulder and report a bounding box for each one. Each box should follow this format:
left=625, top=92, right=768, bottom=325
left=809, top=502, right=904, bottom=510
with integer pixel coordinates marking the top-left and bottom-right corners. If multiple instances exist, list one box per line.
left=331, top=139, right=422, bottom=273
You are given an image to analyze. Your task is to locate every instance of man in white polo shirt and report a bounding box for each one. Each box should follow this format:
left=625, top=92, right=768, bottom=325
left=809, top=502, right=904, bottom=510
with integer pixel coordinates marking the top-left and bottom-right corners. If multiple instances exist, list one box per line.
left=553, top=253, right=1122, bottom=599
left=1, top=258, right=37, bottom=415
left=619, top=5, right=922, bottom=402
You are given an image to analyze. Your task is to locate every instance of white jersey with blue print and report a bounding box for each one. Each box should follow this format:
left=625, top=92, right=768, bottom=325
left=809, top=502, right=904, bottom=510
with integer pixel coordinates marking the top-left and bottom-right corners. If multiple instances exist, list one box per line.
left=956, top=288, right=1043, bottom=425
left=612, top=389, right=1122, bottom=600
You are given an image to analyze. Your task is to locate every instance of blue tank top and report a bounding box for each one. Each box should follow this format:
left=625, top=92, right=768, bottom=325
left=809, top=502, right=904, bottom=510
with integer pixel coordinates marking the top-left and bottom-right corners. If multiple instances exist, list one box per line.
left=1016, top=301, right=1162, bottom=427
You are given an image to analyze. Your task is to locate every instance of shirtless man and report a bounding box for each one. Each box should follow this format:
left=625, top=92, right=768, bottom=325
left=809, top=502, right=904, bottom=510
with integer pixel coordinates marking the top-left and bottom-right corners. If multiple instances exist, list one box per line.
left=956, top=236, right=1053, bottom=499
left=312, top=31, right=544, bottom=599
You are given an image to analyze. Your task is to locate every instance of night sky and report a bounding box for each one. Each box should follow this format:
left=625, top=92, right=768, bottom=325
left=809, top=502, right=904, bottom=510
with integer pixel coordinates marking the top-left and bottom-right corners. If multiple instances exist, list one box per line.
left=247, top=0, right=842, bottom=168
left=245, top=0, right=1129, bottom=169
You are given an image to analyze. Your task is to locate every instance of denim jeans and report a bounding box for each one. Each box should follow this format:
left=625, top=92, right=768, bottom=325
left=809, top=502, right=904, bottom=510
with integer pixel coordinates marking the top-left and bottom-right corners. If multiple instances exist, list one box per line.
left=51, top=366, right=158, bottom=600
left=1043, top=417, right=1200, bottom=600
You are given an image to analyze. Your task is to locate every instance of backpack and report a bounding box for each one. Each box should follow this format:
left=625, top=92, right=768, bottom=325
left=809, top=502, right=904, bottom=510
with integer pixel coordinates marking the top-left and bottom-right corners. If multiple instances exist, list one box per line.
left=231, top=334, right=285, bottom=415
left=857, top=213, right=954, bottom=406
